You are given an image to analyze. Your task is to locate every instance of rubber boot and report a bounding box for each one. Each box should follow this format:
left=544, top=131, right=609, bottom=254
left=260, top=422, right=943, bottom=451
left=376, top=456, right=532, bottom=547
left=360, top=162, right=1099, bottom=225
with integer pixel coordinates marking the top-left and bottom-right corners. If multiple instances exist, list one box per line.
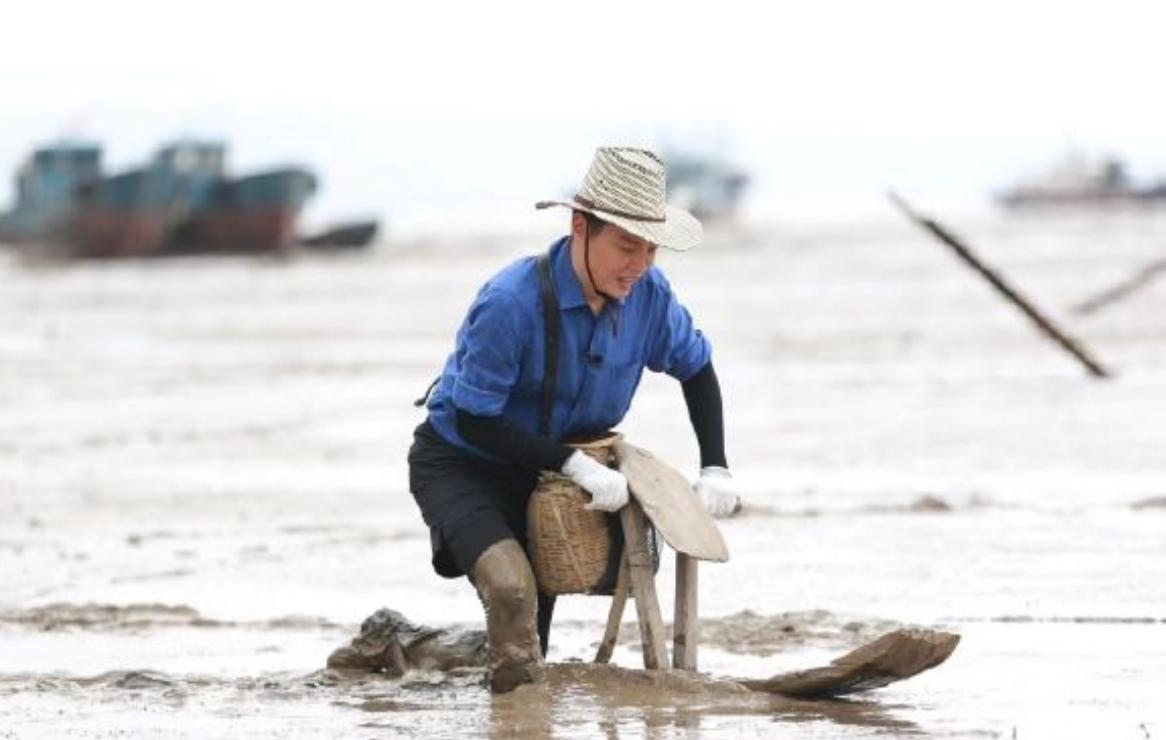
left=472, top=539, right=544, bottom=693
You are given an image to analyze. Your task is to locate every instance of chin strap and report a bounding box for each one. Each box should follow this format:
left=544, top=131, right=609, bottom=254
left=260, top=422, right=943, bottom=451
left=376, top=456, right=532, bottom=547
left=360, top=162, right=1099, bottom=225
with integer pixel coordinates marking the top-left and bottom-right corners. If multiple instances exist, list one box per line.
left=582, top=219, right=621, bottom=336
left=583, top=220, right=618, bottom=305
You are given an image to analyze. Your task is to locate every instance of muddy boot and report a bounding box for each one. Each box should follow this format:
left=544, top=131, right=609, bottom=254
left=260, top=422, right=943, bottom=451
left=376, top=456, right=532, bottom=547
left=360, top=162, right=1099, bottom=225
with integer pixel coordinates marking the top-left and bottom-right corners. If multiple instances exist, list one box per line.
left=472, top=539, right=544, bottom=694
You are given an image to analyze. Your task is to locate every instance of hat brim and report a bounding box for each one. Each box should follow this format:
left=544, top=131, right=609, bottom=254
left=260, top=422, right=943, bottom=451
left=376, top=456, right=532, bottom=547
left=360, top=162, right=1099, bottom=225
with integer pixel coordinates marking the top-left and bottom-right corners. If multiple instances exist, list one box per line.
left=535, top=199, right=702, bottom=252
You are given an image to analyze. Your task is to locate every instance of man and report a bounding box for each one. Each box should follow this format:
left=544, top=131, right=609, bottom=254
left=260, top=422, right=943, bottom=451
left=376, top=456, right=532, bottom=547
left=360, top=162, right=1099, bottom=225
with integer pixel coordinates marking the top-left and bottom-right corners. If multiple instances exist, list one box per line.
left=408, top=147, right=739, bottom=693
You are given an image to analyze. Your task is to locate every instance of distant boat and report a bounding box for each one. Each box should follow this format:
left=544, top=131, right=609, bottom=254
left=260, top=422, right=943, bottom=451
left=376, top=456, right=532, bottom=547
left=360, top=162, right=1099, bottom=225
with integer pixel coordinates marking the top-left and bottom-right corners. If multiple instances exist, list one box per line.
left=0, top=142, right=101, bottom=248
left=662, top=151, right=749, bottom=222
left=995, top=155, right=1166, bottom=208
left=0, top=140, right=317, bottom=257
left=299, top=219, right=379, bottom=250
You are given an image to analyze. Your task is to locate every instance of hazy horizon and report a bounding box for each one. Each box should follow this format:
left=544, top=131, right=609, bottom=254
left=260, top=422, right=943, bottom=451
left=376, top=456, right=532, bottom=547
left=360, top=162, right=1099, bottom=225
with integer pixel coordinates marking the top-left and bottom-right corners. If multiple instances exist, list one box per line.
left=4, top=0, right=1165, bottom=235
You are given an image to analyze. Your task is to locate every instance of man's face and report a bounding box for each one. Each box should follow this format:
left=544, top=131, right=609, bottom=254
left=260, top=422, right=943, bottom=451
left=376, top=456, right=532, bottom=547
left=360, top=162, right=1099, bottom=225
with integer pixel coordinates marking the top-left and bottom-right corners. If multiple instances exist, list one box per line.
left=571, top=215, right=658, bottom=300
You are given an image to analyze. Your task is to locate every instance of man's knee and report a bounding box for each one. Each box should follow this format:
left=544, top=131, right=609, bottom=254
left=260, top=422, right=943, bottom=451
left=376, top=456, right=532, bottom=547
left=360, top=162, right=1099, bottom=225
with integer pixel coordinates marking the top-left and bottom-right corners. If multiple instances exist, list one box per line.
left=472, top=539, right=536, bottom=615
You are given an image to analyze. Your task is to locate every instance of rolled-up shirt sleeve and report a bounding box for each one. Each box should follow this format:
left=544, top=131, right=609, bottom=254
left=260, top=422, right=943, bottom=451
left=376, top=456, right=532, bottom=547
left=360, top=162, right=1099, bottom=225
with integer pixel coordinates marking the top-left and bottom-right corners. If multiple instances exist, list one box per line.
left=451, top=288, right=530, bottom=416
left=646, top=285, right=712, bottom=382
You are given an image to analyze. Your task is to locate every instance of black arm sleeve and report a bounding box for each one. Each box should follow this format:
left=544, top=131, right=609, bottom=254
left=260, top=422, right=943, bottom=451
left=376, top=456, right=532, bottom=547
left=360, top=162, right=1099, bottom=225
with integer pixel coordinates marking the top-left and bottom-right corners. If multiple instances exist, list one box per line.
left=456, top=409, right=575, bottom=472
left=681, top=361, right=728, bottom=469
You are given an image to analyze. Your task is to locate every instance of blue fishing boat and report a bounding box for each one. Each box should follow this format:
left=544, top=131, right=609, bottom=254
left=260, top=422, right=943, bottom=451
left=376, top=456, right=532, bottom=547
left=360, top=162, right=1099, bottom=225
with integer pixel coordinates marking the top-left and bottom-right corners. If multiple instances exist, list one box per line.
left=0, top=143, right=101, bottom=247
left=1, top=140, right=317, bottom=256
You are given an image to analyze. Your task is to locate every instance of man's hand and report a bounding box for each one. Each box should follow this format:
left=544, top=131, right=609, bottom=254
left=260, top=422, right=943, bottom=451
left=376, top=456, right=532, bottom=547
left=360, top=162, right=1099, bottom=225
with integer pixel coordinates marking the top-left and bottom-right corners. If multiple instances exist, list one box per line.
left=561, top=450, right=629, bottom=512
left=695, top=466, right=741, bottom=518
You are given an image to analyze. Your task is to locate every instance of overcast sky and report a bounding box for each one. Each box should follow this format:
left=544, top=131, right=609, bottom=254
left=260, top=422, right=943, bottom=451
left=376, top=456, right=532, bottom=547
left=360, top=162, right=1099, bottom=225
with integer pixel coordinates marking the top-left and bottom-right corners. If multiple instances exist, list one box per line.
left=3, top=0, right=1164, bottom=232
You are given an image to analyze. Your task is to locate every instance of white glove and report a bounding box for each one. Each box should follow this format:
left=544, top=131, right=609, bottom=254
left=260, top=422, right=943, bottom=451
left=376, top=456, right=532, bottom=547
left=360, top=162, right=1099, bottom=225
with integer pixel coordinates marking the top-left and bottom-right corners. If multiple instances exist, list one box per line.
left=695, top=466, right=740, bottom=518
left=561, top=450, right=629, bottom=512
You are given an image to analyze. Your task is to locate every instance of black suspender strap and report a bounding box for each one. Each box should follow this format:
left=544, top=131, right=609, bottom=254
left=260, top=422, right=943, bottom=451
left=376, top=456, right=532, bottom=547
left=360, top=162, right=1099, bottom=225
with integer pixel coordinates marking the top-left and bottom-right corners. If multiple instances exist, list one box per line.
left=412, top=375, right=440, bottom=408
left=536, top=252, right=560, bottom=437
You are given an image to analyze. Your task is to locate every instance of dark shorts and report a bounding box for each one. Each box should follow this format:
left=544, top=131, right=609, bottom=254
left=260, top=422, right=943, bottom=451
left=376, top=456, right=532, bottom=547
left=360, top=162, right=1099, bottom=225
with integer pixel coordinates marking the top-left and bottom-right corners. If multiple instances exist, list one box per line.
left=407, top=420, right=540, bottom=579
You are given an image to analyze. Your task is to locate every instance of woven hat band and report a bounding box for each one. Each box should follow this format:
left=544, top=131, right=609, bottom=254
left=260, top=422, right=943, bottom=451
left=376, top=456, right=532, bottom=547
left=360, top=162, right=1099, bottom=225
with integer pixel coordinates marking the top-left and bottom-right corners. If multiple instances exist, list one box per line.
left=574, top=195, right=666, bottom=224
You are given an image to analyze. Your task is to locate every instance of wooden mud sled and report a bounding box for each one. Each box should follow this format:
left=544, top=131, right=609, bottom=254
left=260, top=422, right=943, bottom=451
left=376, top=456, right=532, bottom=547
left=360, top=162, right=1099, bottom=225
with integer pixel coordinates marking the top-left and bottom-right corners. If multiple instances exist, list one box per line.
left=592, top=440, right=730, bottom=671
left=593, top=440, right=960, bottom=696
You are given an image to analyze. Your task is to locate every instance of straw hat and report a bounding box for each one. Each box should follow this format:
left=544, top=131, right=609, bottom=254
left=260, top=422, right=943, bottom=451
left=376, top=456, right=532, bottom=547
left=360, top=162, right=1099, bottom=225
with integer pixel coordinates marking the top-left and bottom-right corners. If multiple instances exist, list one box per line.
left=536, top=147, right=703, bottom=252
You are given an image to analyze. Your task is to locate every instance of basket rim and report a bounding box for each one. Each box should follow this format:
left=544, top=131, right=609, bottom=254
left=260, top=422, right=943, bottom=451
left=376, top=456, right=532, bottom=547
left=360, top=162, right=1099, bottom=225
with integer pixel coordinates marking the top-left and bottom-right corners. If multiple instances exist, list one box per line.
left=564, top=431, right=624, bottom=450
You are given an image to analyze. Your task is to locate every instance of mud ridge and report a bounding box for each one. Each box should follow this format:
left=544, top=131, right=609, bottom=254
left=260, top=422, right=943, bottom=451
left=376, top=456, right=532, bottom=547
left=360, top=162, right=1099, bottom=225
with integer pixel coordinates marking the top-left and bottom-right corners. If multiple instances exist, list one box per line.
left=947, top=615, right=1165, bottom=625
left=1131, top=496, right=1166, bottom=510
left=0, top=602, right=349, bottom=632
left=738, top=494, right=1002, bottom=518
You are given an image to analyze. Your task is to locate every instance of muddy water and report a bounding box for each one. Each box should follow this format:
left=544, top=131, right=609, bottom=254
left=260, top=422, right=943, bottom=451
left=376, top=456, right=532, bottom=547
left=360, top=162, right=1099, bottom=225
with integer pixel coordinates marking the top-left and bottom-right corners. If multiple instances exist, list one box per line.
left=1, top=211, right=1164, bottom=737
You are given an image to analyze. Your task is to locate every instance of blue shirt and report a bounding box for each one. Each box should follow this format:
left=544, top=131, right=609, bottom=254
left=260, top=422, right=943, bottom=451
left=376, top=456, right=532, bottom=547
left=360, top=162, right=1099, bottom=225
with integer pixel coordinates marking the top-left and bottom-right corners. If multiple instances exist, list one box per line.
left=427, top=236, right=712, bottom=460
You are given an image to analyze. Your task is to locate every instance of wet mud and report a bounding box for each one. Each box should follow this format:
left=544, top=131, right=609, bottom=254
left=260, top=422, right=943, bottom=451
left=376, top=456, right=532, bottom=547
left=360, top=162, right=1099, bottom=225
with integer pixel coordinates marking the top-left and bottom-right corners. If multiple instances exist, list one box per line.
left=327, top=607, right=487, bottom=675
left=0, top=660, right=926, bottom=739
left=0, top=599, right=958, bottom=737
left=323, top=606, right=919, bottom=674
left=326, top=606, right=958, bottom=700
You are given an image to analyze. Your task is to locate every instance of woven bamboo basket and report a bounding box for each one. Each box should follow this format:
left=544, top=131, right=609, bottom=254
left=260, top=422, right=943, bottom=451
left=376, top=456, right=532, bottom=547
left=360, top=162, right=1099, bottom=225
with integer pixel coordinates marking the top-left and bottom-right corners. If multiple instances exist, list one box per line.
left=527, top=432, right=622, bottom=595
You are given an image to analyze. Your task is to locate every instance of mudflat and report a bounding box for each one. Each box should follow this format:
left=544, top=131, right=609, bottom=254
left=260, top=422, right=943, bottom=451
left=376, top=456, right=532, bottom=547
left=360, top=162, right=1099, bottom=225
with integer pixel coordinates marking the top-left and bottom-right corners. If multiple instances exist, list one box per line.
left=2, top=214, right=1165, bottom=737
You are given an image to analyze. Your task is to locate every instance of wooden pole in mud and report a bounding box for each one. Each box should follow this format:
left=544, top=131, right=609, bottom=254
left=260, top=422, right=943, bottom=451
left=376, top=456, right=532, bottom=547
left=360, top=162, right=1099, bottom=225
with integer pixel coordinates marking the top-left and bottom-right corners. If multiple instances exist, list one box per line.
left=1073, top=258, right=1166, bottom=316
left=888, top=191, right=1112, bottom=379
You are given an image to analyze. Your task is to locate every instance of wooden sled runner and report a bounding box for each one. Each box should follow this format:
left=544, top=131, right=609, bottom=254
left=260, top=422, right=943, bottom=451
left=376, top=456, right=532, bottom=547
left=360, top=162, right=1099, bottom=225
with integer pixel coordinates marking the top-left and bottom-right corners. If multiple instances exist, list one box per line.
left=741, top=628, right=960, bottom=698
